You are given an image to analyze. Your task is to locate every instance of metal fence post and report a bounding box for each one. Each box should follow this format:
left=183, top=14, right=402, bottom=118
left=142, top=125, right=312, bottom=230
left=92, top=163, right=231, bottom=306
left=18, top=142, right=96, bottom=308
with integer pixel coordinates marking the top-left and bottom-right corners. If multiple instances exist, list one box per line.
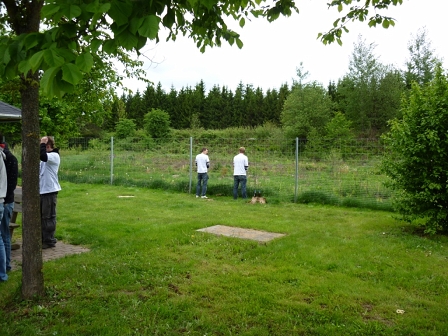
left=189, top=137, right=193, bottom=194
left=110, top=136, right=114, bottom=185
left=294, top=137, right=299, bottom=203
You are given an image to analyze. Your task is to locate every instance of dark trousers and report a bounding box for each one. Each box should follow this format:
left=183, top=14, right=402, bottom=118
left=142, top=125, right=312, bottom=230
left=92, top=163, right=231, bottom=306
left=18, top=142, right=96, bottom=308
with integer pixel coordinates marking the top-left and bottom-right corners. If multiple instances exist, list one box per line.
left=196, top=173, right=209, bottom=196
left=233, top=175, right=247, bottom=199
left=41, top=192, right=58, bottom=245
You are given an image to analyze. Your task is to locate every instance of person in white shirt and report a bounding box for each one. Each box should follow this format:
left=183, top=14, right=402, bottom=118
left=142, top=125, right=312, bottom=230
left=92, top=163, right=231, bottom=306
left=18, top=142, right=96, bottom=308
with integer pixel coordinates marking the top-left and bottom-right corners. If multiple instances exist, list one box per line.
left=195, top=147, right=210, bottom=199
left=40, top=136, right=61, bottom=249
left=233, top=147, right=249, bottom=200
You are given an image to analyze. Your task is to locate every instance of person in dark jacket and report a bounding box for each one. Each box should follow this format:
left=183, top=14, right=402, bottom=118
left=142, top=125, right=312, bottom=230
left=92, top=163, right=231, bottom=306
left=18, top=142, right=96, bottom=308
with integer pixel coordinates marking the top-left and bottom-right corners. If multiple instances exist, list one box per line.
left=0, top=139, right=18, bottom=279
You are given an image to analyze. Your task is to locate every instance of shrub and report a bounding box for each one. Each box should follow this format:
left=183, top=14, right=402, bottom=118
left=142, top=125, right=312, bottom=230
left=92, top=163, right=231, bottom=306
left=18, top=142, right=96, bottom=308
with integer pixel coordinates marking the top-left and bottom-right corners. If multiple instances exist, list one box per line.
left=115, top=119, right=136, bottom=139
left=144, top=109, right=171, bottom=139
left=381, top=66, right=448, bottom=234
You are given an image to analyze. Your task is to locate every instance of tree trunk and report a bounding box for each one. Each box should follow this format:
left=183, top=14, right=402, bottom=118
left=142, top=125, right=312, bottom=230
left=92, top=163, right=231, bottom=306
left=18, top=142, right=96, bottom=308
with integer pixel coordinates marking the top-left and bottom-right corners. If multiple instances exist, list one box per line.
left=20, top=74, right=44, bottom=298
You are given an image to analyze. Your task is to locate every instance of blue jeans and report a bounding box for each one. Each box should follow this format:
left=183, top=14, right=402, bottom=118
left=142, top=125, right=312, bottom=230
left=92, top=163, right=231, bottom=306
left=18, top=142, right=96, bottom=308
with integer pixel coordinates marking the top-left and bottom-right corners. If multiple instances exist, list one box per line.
left=233, top=175, right=247, bottom=199
left=0, top=202, right=13, bottom=275
left=0, top=202, right=7, bottom=281
left=196, top=173, right=209, bottom=196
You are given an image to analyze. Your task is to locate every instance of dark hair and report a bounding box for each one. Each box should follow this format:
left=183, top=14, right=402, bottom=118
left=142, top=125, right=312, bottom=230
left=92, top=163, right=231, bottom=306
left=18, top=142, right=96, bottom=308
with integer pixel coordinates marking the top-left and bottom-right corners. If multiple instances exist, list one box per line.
left=46, top=136, right=55, bottom=149
left=201, top=147, right=208, bottom=153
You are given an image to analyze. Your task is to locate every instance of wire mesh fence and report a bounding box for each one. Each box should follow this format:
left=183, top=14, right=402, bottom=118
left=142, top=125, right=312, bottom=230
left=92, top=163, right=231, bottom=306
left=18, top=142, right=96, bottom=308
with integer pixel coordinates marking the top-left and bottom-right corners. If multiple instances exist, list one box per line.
left=55, top=137, right=392, bottom=210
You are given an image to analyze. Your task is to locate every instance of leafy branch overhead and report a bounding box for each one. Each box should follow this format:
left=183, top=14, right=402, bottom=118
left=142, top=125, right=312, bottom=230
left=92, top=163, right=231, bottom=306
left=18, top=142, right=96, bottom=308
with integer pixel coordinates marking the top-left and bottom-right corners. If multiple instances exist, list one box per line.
left=318, top=0, right=404, bottom=46
left=0, top=0, right=405, bottom=97
left=0, top=0, right=298, bottom=97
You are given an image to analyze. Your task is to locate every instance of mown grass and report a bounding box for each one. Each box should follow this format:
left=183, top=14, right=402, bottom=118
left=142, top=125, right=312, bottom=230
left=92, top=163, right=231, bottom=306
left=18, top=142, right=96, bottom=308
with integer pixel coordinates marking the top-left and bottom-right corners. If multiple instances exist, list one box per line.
left=1, top=183, right=447, bottom=335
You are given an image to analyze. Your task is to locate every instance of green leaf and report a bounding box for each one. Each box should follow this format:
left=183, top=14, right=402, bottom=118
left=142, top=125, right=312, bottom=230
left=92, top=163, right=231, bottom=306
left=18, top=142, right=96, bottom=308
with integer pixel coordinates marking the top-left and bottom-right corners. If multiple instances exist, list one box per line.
left=201, top=0, right=216, bottom=10
left=138, top=15, right=160, bottom=40
left=236, top=38, right=243, bottom=49
left=162, top=8, right=176, bottom=29
left=108, top=0, right=133, bottom=26
left=2, top=45, right=11, bottom=64
left=136, top=36, right=147, bottom=51
left=85, top=0, right=111, bottom=13
left=61, top=63, right=83, bottom=85
left=382, top=20, right=390, bottom=28
left=44, top=49, right=65, bottom=68
left=61, top=4, right=82, bottom=20
left=18, top=60, right=32, bottom=75
left=29, top=50, right=45, bottom=72
left=41, top=4, right=60, bottom=18
left=76, top=52, right=94, bottom=72
left=41, top=67, right=60, bottom=97
left=239, top=17, right=245, bottom=28
left=116, top=29, right=139, bottom=50
left=5, top=63, right=18, bottom=79
left=90, top=38, right=103, bottom=53
left=130, top=17, right=144, bottom=34
left=23, top=33, right=41, bottom=51
left=56, top=75, right=75, bottom=95
left=103, top=40, right=117, bottom=54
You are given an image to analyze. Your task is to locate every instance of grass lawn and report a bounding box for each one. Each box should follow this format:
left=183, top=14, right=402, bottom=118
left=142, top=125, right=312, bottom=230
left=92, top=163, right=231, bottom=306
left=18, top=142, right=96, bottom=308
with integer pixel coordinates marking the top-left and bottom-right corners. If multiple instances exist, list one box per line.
left=1, top=182, right=447, bottom=335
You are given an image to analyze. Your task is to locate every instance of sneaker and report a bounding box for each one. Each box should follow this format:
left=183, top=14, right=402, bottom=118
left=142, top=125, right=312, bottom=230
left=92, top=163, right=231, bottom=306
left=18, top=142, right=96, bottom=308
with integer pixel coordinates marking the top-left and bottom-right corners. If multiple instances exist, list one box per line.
left=201, top=196, right=208, bottom=199
left=42, top=243, right=56, bottom=249
left=196, top=195, right=199, bottom=198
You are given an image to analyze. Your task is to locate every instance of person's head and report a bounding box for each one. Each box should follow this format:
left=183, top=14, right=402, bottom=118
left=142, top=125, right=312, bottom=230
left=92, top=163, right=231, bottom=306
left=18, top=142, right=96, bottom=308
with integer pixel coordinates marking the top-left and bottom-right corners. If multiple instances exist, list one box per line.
left=239, top=147, right=245, bottom=154
left=46, top=136, right=55, bottom=151
left=201, top=147, right=208, bottom=154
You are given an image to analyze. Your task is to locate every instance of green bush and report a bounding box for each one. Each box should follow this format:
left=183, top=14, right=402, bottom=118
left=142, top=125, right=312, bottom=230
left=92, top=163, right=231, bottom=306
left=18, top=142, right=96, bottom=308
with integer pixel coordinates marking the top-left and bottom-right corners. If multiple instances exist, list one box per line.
left=115, top=119, right=136, bottom=139
left=144, top=108, right=171, bottom=139
left=382, top=66, right=448, bottom=234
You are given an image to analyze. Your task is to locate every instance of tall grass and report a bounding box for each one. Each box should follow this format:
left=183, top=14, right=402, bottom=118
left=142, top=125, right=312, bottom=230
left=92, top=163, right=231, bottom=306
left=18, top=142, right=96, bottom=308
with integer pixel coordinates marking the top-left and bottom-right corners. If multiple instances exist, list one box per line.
left=1, top=183, right=447, bottom=335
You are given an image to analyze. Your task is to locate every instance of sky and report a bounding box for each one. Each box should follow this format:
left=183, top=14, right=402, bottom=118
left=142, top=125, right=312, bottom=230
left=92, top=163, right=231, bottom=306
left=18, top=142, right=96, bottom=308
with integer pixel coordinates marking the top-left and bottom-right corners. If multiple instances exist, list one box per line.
left=120, top=0, right=447, bottom=94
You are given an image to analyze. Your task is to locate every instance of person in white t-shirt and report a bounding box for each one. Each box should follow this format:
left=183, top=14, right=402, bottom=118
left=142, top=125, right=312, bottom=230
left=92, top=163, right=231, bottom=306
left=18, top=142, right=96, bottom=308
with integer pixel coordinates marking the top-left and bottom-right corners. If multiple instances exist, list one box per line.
left=195, top=147, right=210, bottom=199
left=233, top=147, right=249, bottom=200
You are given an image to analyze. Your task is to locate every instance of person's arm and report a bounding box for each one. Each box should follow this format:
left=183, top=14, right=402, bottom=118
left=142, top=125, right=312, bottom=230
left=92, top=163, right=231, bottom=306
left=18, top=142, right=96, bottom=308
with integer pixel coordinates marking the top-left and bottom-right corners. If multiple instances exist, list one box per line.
left=40, top=136, right=48, bottom=162
left=40, top=143, right=48, bottom=162
left=206, top=156, right=210, bottom=169
left=245, top=157, right=249, bottom=171
left=6, top=155, right=18, bottom=193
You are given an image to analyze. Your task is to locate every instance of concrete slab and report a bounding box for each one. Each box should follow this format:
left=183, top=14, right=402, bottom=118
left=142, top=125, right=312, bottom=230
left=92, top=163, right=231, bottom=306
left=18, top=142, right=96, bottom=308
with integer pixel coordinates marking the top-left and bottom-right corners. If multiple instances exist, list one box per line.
left=10, top=240, right=90, bottom=271
left=197, top=225, right=285, bottom=242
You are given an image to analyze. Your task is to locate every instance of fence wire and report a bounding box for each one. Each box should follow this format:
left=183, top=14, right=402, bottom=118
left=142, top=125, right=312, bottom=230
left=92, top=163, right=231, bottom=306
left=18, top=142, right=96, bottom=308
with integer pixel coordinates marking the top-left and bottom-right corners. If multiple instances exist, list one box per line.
left=58, top=137, right=392, bottom=210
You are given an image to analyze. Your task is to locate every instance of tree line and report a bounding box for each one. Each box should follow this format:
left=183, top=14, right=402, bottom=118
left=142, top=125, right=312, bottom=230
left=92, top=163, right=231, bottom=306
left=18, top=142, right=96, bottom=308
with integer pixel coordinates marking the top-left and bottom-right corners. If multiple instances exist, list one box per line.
left=110, top=29, right=441, bottom=140
left=0, top=28, right=441, bottom=145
